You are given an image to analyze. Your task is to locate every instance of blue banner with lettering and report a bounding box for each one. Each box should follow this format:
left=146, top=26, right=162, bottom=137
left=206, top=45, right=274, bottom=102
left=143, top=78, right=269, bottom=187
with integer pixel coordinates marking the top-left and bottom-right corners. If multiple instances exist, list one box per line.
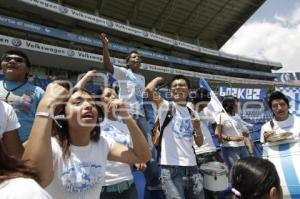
left=275, top=72, right=300, bottom=82
left=219, top=86, right=272, bottom=141
left=219, top=86, right=267, bottom=100
left=218, top=86, right=300, bottom=141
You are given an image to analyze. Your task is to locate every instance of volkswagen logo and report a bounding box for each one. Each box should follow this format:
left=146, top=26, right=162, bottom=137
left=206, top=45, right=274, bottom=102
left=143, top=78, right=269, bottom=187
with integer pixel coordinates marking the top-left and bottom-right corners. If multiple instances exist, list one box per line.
left=11, top=38, right=22, bottom=47
left=67, top=49, right=75, bottom=57
left=142, top=31, right=149, bottom=37
left=58, top=6, right=69, bottom=14
left=105, top=20, right=114, bottom=27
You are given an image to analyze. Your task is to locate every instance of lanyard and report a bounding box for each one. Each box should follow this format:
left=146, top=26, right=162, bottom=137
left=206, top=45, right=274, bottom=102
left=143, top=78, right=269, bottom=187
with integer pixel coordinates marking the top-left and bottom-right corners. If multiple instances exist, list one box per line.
left=3, top=80, right=27, bottom=103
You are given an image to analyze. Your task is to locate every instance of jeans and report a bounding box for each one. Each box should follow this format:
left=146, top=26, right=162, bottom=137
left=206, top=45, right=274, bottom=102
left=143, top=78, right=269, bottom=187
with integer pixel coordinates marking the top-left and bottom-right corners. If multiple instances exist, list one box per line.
left=161, top=165, right=205, bottom=199
left=221, top=146, right=250, bottom=171
left=134, top=115, right=161, bottom=188
left=100, top=181, right=137, bottom=199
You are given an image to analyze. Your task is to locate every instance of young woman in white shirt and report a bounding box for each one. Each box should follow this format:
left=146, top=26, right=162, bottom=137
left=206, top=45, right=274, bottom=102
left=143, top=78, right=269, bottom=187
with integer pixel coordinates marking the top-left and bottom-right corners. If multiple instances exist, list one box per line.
left=76, top=71, right=146, bottom=199
left=215, top=96, right=250, bottom=171
left=22, top=74, right=151, bottom=199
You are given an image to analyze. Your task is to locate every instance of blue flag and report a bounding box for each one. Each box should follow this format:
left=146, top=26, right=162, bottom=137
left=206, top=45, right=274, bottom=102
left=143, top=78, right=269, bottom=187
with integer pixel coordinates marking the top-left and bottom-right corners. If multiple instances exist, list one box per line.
left=199, top=77, right=223, bottom=118
left=199, top=77, right=212, bottom=92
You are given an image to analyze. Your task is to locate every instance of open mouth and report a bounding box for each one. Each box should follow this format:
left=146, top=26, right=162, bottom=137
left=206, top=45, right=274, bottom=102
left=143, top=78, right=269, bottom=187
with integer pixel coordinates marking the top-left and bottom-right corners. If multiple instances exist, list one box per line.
left=6, top=65, right=18, bottom=70
left=173, top=91, right=184, bottom=97
left=81, top=112, right=95, bottom=119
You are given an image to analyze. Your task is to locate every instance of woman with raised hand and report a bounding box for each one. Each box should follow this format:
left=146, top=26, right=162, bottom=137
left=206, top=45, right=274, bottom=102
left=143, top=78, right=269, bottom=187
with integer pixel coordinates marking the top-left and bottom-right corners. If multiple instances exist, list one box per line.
left=22, top=73, right=151, bottom=199
left=0, top=140, right=52, bottom=199
left=231, top=157, right=282, bottom=199
left=75, top=70, right=147, bottom=199
left=99, top=87, right=147, bottom=199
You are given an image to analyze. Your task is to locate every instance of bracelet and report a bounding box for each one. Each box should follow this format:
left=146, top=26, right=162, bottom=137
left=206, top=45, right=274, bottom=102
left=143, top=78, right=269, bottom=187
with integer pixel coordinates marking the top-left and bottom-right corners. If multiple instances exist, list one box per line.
left=35, top=112, right=62, bottom=128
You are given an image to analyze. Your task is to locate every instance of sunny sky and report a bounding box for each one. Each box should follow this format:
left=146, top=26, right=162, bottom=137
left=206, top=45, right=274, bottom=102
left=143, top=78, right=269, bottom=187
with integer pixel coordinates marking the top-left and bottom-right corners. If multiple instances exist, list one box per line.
left=221, top=0, right=300, bottom=72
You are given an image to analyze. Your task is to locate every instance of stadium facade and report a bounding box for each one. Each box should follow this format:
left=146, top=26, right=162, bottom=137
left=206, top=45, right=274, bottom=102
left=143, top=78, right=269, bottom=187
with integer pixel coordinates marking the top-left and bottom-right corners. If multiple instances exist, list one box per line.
left=0, top=0, right=291, bottom=88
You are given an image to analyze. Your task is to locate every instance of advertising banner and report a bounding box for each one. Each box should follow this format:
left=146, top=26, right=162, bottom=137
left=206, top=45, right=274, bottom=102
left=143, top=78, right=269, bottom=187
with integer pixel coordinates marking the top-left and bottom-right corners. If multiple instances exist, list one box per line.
left=0, top=14, right=277, bottom=78
left=275, top=72, right=300, bottom=82
left=18, top=0, right=276, bottom=68
left=219, top=86, right=267, bottom=100
left=0, top=33, right=277, bottom=86
left=219, top=86, right=272, bottom=139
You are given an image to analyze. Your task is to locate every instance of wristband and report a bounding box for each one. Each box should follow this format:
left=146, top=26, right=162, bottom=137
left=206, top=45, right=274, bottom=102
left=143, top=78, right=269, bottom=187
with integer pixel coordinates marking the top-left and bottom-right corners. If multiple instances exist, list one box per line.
left=35, top=112, right=62, bottom=128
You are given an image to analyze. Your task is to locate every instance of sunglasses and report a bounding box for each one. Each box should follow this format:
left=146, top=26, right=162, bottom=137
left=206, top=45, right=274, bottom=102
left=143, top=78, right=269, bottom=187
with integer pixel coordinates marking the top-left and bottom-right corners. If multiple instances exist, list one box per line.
left=3, top=56, right=25, bottom=63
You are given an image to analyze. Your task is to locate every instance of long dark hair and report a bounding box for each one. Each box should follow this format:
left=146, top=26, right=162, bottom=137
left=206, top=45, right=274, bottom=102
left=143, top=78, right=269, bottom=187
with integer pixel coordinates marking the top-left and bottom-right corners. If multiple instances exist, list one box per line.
left=53, top=87, right=103, bottom=159
left=231, top=157, right=282, bottom=199
left=222, top=95, right=238, bottom=115
left=0, top=141, right=38, bottom=183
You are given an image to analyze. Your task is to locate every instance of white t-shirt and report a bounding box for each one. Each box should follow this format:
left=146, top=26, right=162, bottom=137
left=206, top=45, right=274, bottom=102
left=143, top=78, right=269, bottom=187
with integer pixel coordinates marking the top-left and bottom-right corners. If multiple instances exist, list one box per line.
left=260, top=114, right=300, bottom=143
left=216, top=112, right=245, bottom=147
left=46, top=136, right=114, bottom=199
left=0, top=178, right=52, bottom=199
left=112, top=65, right=145, bottom=116
left=158, top=100, right=197, bottom=166
left=194, top=107, right=217, bottom=154
left=101, top=118, right=133, bottom=186
left=0, top=101, right=20, bottom=139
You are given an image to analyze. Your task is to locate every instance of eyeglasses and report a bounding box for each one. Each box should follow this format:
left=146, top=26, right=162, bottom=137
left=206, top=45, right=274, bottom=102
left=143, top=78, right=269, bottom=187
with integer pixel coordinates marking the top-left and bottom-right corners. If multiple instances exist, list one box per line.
left=2, top=56, right=25, bottom=64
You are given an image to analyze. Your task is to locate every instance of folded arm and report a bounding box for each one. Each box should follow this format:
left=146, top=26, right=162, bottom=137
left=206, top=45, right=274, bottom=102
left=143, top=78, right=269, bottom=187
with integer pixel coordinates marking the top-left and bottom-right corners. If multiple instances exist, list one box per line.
left=145, top=77, right=164, bottom=109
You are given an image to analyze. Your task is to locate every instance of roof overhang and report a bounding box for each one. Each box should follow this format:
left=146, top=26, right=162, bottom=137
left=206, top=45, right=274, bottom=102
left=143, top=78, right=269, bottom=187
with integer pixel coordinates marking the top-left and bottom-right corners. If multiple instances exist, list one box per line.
left=51, top=0, right=266, bottom=49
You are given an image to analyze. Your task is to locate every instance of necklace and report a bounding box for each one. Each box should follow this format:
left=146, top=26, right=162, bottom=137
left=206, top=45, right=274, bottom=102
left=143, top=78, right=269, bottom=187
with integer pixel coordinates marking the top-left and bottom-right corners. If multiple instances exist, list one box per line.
left=2, top=79, right=27, bottom=103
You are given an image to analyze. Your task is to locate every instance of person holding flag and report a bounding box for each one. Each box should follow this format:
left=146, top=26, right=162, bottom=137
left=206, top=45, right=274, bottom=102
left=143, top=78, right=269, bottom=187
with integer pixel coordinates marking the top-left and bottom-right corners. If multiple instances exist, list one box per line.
left=215, top=96, right=250, bottom=171
left=199, top=77, right=251, bottom=171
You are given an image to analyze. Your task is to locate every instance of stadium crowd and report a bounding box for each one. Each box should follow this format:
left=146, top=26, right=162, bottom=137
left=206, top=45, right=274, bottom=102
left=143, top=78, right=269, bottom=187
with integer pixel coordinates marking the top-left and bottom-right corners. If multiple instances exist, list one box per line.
left=1, top=33, right=299, bottom=199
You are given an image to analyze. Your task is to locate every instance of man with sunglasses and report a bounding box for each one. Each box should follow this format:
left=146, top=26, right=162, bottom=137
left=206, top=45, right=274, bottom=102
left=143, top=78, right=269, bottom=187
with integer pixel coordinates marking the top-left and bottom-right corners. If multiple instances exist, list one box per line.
left=0, top=50, right=44, bottom=142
